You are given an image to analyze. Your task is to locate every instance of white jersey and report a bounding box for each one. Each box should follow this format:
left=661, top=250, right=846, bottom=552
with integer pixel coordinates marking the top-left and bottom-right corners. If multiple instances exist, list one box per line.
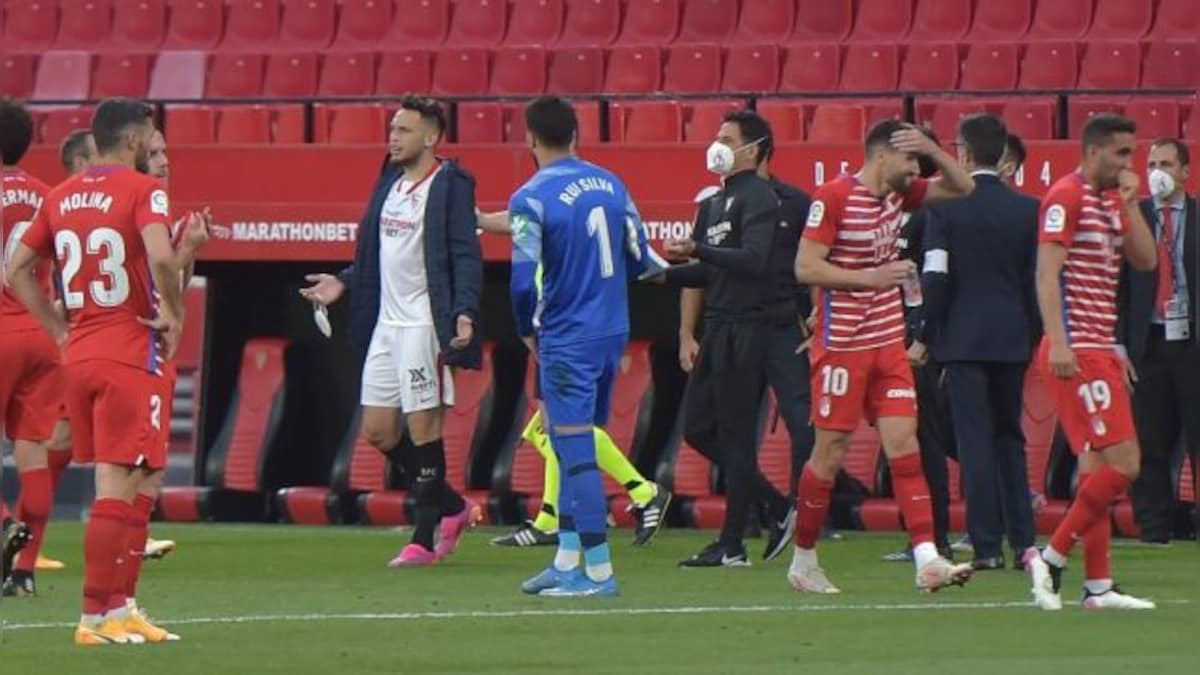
left=378, top=163, right=441, bottom=326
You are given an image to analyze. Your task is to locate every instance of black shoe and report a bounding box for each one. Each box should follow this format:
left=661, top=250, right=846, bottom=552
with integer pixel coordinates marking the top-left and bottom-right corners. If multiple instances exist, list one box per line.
left=762, top=506, right=796, bottom=561
left=678, top=541, right=751, bottom=568
left=971, top=556, right=1006, bottom=571
left=631, top=485, right=671, bottom=547
left=1, top=519, right=32, bottom=582
left=490, top=521, right=558, bottom=547
left=1, top=570, right=35, bottom=597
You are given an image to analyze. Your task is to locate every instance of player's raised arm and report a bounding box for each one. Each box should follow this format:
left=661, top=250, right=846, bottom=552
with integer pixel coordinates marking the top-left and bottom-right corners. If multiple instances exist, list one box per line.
left=622, top=192, right=668, bottom=281
left=6, top=209, right=67, bottom=344
left=509, top=197, right=543, bottom=347
left=476, top=208, right=512, bottom=234
left=890, top=126, right=975, bottom=203
left=1116, top=169, right=1157, bottom=271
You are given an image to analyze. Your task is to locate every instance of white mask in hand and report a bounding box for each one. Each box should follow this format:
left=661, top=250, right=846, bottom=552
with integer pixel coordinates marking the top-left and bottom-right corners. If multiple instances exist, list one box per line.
left=1148, top=168, right=1176, bottom=200
left=313, top=302, right=332, bottom=338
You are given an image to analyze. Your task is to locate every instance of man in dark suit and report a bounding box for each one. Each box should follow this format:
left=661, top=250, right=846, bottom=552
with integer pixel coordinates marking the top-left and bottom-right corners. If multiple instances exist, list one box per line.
left=915, top=114, right=1039, bottom=569
left=1120, top=137, right=1200, bottom=543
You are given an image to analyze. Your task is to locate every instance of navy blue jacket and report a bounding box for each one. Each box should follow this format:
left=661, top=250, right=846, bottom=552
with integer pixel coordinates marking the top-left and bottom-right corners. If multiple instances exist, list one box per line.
left=917, top=174, right=1041, bottom=364
left=338, top=156, right=483, bottom=370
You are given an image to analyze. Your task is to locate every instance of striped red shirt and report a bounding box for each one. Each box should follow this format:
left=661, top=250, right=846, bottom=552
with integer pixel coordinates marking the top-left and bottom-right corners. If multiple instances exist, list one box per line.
left=1038, top=173, right=1125, bottom=351
left=803, top=174, right=929, bottom=352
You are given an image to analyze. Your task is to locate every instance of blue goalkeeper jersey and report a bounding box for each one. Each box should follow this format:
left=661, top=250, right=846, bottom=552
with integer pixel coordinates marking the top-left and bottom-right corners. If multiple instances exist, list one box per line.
left=510, top=156, right=665, bottom=348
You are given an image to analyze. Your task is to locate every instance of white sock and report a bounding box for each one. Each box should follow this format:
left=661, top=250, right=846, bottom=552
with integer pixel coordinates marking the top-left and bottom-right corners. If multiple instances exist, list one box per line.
left=126, top=598, right=139, bottom=612
left=106, top=606, right=131, bottom=621
left=1084, top=579, right=1113, bottom=595
left=1042, top=546, right=1068, bottom=568
left=81, top=613, right=104, bottom=626
left=585, top=562, right=613, bottom=583
left=790, top=545, right=818, bottom=572
left=553, top=548, right=581, bottom=571
left=912, top=542, right=939, bottom=569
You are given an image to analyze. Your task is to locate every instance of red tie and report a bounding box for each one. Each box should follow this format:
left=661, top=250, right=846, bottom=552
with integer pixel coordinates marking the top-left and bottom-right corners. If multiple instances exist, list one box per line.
left=1155, top=208, right=1176, bottom=317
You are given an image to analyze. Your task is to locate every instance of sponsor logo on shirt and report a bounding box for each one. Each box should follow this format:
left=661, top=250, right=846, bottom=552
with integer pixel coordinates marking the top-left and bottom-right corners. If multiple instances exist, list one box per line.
left=886, top=388, right=916, bottom=399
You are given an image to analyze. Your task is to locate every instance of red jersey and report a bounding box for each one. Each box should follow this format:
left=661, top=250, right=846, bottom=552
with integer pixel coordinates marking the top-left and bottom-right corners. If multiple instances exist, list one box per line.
left=1038, top=173, right=1124, bottom=351
left=22, top=165, right=172, bottom=372
left=1, top=168, right=52, bottom=333
left=803, top=174, right=929, bottom=353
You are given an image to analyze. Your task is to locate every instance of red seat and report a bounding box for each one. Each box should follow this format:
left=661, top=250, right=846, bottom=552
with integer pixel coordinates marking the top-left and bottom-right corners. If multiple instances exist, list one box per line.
left=900, top=43, right=959, bottom=91
left=272, top=104, right=305, bottom=142
left=850, top=0, right=913, bottom=42
left=319, top=53, right=375, bottom=96
left=908, top=0, right=969, bottom=41
left=609, top=100, right=682, bottom=142
left=1078, top=42, right=1140, bottom=90
left=447, top=0, right=506, bottom=46
left=780, top=44, right=840, bottom=92
left=1180, top=457, right=1195, bottom=505
left=217, top=105, right=272, bottom=143
left=333, top=0, right=392, bottom=48
left=3, top=0, right=58, bottom=52
left=1185, top=101, right=1200, bottom=138
left=573, top=100, right=602, bottom=144
left=1068, top=97, right=1125, bottom=138
left=755, top=99, right=806, bottom=141
left=507, top=361, right=545, bottom=509
left=559, top=0, right=619, bottom=46
left=808, top=104, right=865, bottom=143
left=442, top=345, right=496, bottom=494
left=376, top=51, right=432, bottom=96
left=723, top=45, right=778, bottom=93
left=1142, top=42, right=1196, bottom=91
left=790, top=0, right=852, bottom=42
left=617, top=0, right=679, bottom=45
left=164, top=0, right=224, bottom=49
left=206, top=54, right=264, bottom=98
left=166, top=105, right=217, bottom=143
left=432, top=48, right=489, bottom=95
left=961, top=43, right=1019, bottom=90
left=33, top=52, right=91, bottom=102
left=840, top=44, right=899, bottom=92
left=844, top=423, right=882, bottom=494
left=547, top=48, right=604, bottom=95
left=1088, top=0, right=1151, bottom=40
left=684, top=99, right=739, bottom=142
left=92, top=53, right=151, bottom=98
left=1124, top=99, right=1182, bottom=139
left=40, top=107, right=95, bottom=147
left=1026, top=0, right=1092, bottom=40
left=56, top=0, right=114, bottom=50
left=278, top=0, right=334, bottom=50
left=862, top=99, right=904, bottom=127
left=0, top=55, right=37, bottom=99
left=1149, top=0, right=1200, bottom=41
left=387, top=0, right=448, bottom=45
left=601, top=343, right=653, bottom=494
left=263, top=53, right=317, bottom=97
left=316, top=103, right=389, bottom=144
left=669, top=444, right=721, bottom=528
left=663, top=44, right=720, bottom=93
left=676, top=0, right=735, bottom=44
left=490, top=47, right=547, bottom=95
left=457, top=102, right=504, bottom=142
left=507, top=0, right=564, bottom=46
left=221, top=0, right=281, bottom=51
left=967, top=0, right=1030, bottom=41
left=147, top=50, right=206, bottom=99
left=604, top=46, right=662, bottom=94
left=1002, top=98, right=1057, bottom=140
left=1019, top=42, right=1078, bottom=90
left=733, top=0, right=793, bottom=44
left=916, top=98, right=988, bottom=141
left=501, top=102, right=527, bottom=142
left=1021, top=369, right=1057, bottom=495
left=113, top=0, right=166, bottom=49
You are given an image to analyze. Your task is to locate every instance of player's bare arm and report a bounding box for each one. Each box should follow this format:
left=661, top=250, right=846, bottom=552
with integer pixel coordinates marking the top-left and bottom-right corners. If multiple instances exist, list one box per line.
left=476, top=209, right=512, bottom=235
left=678, top=288, right=703, bottom=372
left=1116, top=170, right=1157, bottom=272
left=890, top=127, right=976, bottom=203
left=141, top=221, right=185, bottom=358
left=795, top=239, right=915, bottom=290
left=4, top=242, right=67, bottom=345
left=174, top=208, right=212, bottom=288
left=1035, top=241, right=1078, bottom=379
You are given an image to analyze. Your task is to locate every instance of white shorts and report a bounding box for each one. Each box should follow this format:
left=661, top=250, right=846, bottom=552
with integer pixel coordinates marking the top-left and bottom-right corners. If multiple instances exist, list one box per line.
left=360, top=323, right=455, bottom=411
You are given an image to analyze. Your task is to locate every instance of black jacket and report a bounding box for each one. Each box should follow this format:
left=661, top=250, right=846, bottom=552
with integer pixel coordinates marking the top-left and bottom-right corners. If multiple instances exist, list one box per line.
left=766, top=177, right=813, bottom=324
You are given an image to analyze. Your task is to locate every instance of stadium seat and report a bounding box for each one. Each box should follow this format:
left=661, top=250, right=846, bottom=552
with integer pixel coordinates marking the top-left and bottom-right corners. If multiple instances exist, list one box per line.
left=32, top=52, right=91, bottom=102
left=675, top=0, right=736, bottom=44
left=500, top=102, right=527, bottom=142
left=206, top=54, right=265, bottom=98
left=573, top=99, right=602, bottom=144
left=263, top=53, right=317, bottom=97
left=849, top=0, right=914, bottom=42
left=1068, top=97, right=1125, bottom=138
left=755, top=99, right=806, bottom=141
left=862, top=98, right=904, bottom=127
left=507, top=0, right=564, bottom=46
left=431, top=48, right=490, bottom=95
left=900, top=43, right=959, bottom=91
left=732, top=0, right=793, bottom=44
left=1001, top=97, right=1057, bottom=140
left=318, top=53, right=375, bottom=96
left=1078, top=42, right=1140, bottom=90
left=332, top=0, right=392, bottom=48
left=967, top=0, right=1030, bottom=41
left=1185, top=102, right=1200, bottom=138
left=56, top=0, right=114, bottom=50
left=617, top=0, right=679, bottom=45
left=1149, top=0, right=1200, bottom=41
left=1088, top=0, right=1151, bottom=40
left=490, top=47, right=547, bottom=95
left=840, top=44, right=899, bottom=92
left=313, top=103, right=389, bottom=144
left=1026, top=0, right=1092, bottom=41
left=385, top=0, right=448, bottom=45
left=547, top=48, right=604, bottom=95
left=684, top=99, right=740, bottom=142
left=657, top=404, right=722, bottom=529
left=915, top=98, right=988, bottom=141
left=278, top=0, right=334, bottom=50
left=1124, top=99, right=1182, bottom=139
left=163, top=0, right=224, bottom=49
left=276, top=410, right=391, bottom=525
left=1018, top=42, right=1078, bottom=90
left=505, top=360, right=548, bottom=518
left=147, top=50, right=206, bottom=99
left=112, top=0, right=167, bottom=49
left=722, top=45, right=779, bottom=93
left=604, top=46, right=662, bottom=93
left=663, top=44, right=721, bottom=93
left=92, top=53, right=151, bottom=98
left=272, top=104, right=305, bottom=142
left=0, top=55, right=37, bottom=99
left=790, top=0, right=852, bottom=42
left=609, top=100, right=682, bottom=142
left=779, top=44, right=840, bottom=92
left=808, top=104, right=865, bottom=143
left=158, top=339, right=290, bottom=522
left=600, top=343, right=654, bottom=495
left=217, top=105, right=272, bottom=143
left=457, top=101, right=504, bottom=142
left=907, top=0, right=969, bottom=41
left=39, top=107, right=95, bottom=147
left=558, top=0, right=620, bottom=46
left=165, top=105, right=217, bottom=143
left=3, top=0, right=58, bottom=51
left=960, top=43, right=1019, bottom=91
left=376, top=51, right=433, bottom=96
left=1142, top=42, right=1197, bottom=91
left=221, top=0, right=281, bottom=51
left=447, top=0, right=507, bottom=46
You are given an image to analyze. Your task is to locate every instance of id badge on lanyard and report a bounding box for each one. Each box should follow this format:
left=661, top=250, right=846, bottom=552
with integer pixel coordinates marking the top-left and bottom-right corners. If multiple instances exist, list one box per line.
left=1165, top=295, right=1190, bottom=341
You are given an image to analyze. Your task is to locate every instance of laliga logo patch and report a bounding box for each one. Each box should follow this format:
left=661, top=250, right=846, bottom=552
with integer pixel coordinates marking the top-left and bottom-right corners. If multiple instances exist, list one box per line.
left=150, top=189, right=170, bottom=217
left=1044, top=204, right=1066, bottom=233
left=806, top=200, right=825, bottom=228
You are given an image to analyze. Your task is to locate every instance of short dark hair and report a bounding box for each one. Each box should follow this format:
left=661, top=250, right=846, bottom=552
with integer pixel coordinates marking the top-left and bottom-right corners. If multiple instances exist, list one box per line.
left=1150, top=137, right=1190, bottom=168
left=915, top=125, right=939, bottom=178
left=864, top=118, right=909, bottom=155
left=722, top=109, right=772, bottom=166
left=60, top=129, right=93, bottom=172
left=0, top=97, right=35, bottom=166
left=958, top=113, right=1007, bottom=167
left=399, top=94, right=446, bottom=138
left=1081, top=113, right=1136, bottom=151
left=1005, top=133, right=1027, bottom=169
left=524, top=96, right=577, bottom=149
left=92, top=98, right=153, bottom=155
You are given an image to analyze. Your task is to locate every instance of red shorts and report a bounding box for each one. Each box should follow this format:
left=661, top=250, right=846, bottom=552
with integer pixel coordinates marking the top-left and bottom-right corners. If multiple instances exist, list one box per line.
left=1036, top=341, right=1135, bottom=454
left=0, top=329, right=61, bottom=441
left=65, top=360, right=170, bottom=470
left=809, top=341, right=917, bottom=432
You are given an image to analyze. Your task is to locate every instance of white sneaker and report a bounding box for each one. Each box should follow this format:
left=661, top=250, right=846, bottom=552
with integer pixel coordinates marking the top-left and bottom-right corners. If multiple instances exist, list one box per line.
left=1082, top=585, right=1156, bottom=610
left=143, top=538, right=176, bottom=560
left=915, top=557, right=973, bottom=593
left=787, top=566, right=841, bottom=594
left=1023, top=549, right=1063, bottom=611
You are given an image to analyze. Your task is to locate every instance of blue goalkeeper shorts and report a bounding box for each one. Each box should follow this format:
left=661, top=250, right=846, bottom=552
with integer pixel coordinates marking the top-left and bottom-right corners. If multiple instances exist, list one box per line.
left=538, top=334, right=626, bottom=429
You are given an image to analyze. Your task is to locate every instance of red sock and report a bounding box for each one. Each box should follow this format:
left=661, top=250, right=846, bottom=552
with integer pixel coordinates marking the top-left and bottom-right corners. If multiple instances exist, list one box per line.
left=107, top=502, right=142, bottom=613
left=14, top=468, right=52, bottom=574
left=1049, top=465, right=1130, bottom=560
left=122, top=494, right=154, bottom=601
left=794, top=465, right=834, bottom=549
left=1074, top=473, right=1113, bottom=580
left=83, top=499, right=128, bottom=616
left=48, top=449, right=72, bottom=491
left=889, top=452, right=935, bottom=547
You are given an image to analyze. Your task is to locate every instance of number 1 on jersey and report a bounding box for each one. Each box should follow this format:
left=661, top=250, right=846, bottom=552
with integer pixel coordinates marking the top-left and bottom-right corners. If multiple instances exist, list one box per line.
left=587, top=206, right=615, bottom=279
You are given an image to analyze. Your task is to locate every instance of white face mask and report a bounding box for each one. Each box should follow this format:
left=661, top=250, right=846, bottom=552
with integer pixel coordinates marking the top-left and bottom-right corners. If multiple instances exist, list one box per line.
left=1148, top=168, right=1176, bottom=200
left=705, top=138, right=764, bottom=176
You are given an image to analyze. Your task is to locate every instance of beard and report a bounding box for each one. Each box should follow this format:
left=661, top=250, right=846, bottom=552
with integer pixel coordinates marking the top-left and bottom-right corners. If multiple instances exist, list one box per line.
left=134, top=151, right=150, bottom=174
left=887, top=173, right=914, bottom=193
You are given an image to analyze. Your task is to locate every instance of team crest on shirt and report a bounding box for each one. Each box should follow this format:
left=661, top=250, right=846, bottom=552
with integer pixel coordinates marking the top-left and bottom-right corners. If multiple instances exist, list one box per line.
left=150, top=189, right=169, bottom=217
left=1044, top=204, right=1066, bottom=233
left=806, top=200, right=825, bottom=228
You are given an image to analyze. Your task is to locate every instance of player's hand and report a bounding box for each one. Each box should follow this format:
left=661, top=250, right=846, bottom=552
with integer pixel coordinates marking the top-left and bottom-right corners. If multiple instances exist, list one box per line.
left=679, top=333, right=700, bottom=373
left=1048, top=341, right=1079, bottom=379
left=1117, top=169, right=1140, bottom=205
left=181, top=210, right=211, bottom=251
left=795, top=314, right=814, bottom=354
left=138, top=312, right=183, bottom=360
left=664, top=238, right=697, bottom=260
left=890, top=127, right=938, bottom=156
left=450, top=314, right=473, bottom=350
left=52, top=298, right=68, bottom=322
left=864, top=260, right=916, bottom=289
left=300, top=273, right=346, bottom=306
left=907, top=340, right=929, bottom=367
left=1119, top=352, right=1138, bottom=390
left=521, top=335, right=538, bottom=361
